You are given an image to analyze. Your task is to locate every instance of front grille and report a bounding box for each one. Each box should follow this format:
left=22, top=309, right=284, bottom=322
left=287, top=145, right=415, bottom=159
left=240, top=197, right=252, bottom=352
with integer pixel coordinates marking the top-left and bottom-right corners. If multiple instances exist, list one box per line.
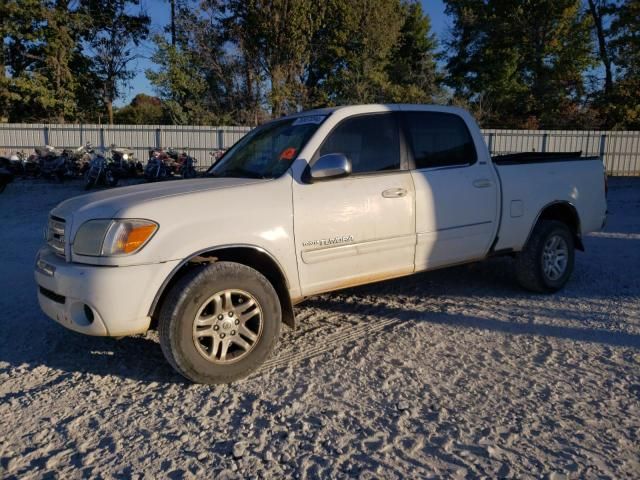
left=39, top=286, right=66, bottom=304
left=47, top=215, right=66, bottom=257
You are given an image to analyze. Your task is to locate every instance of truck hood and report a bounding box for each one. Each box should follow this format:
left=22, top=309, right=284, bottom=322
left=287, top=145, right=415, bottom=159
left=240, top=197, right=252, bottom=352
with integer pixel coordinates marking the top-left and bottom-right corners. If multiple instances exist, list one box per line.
left=52, top=177, right=266, bottom=221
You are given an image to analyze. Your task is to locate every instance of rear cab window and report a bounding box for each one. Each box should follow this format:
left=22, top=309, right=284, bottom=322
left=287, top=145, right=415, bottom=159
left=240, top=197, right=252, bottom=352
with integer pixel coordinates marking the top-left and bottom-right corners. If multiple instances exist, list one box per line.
left=402, top=111, right=477, bottom=169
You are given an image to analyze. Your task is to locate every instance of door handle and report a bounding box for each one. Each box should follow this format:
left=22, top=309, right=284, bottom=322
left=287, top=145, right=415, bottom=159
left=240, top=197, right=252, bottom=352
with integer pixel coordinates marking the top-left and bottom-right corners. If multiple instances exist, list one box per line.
left=473, top=179, right=492, bottom=188
left=382, top=187, right=407, bottom=198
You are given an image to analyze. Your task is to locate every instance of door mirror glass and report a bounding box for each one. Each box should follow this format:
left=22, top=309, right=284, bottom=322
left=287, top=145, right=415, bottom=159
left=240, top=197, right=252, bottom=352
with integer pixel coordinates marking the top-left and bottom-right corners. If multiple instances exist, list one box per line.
left=309, top=153, right=352, bottom=182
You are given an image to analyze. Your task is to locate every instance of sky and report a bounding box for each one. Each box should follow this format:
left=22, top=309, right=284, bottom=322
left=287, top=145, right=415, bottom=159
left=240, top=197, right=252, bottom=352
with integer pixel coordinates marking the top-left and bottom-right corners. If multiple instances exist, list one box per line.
left=122, top=0, right=450, bottom=106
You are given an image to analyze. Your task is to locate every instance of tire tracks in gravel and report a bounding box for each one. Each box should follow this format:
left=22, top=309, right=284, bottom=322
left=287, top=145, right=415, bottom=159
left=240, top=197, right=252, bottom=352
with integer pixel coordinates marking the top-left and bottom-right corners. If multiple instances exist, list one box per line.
left=252, top=288, right=640, bottom=377
left=253, top=312, right=405, bottom=375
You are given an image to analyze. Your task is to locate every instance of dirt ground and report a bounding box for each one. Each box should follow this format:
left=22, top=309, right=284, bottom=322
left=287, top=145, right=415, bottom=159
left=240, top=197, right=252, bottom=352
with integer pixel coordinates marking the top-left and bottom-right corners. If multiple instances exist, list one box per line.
left=0, top=177, right=638, bottom=479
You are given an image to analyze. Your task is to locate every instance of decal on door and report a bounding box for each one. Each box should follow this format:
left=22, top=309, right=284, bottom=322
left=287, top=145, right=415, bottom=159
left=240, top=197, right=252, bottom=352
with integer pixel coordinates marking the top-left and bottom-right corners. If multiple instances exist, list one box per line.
left=302, top=235, right=354, bottom=248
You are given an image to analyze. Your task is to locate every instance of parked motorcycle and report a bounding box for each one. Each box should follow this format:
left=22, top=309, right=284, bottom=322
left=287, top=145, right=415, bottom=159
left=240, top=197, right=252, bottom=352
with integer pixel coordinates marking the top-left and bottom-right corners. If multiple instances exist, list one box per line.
left=144, top=148, right=171, bottom=181
left=109, top=145, right=142, bottom=178
left=2, top=152, right=28, bottom=176
left=61, top=143, right=95, bottom=177
left=173, top=151, right=197, bottom=178
left=20, top=151, right=41, bottom=178
left=144, top=147, right=197, bottom=181
left=35, top=145, right=66, bottom=181
left=84, top=152, right=118, bottom=190
left=0, top=158, right=14, bottom=193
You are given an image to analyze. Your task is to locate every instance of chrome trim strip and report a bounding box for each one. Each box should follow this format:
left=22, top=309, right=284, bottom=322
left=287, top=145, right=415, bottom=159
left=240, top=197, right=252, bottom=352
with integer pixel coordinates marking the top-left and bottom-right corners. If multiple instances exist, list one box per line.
left=47, top=216, right=66, bottom=257
left=435, top=220, right=493, bottom=232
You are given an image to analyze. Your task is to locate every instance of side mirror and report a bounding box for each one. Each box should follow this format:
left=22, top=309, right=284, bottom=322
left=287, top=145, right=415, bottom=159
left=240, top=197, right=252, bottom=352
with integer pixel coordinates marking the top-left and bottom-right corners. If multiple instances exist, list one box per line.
left=309, top=153, right=351, bottom=182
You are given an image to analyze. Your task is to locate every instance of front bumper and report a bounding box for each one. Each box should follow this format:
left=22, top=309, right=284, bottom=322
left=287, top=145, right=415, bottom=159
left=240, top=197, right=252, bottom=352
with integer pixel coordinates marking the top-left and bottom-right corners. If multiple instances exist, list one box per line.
left=35, top=247, right=180, bottom=337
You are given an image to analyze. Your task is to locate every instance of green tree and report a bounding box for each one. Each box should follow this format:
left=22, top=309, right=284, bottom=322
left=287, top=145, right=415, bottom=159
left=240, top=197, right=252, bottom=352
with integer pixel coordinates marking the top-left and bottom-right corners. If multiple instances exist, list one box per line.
left=225, top=0, right=319, bottom=116
left=386, top=1, right=440, bottom=102
left=81, top=0, right=150, bottom=124
left=147, top=1, right=243, bottom=124
left=113, top=93, right=170, bottom=124
left=149, top=0, right=440, bottom=123
left=304, top=0, right=438, bottom=107
left=606, top=0, right=640, bottom=128
left=444, top=0, right=595, bottom=128
left=310, top=0, right=404, bottom=105
left=147, top=37, right=217, bottom=124
left=3, top=0, right=92, bottom=122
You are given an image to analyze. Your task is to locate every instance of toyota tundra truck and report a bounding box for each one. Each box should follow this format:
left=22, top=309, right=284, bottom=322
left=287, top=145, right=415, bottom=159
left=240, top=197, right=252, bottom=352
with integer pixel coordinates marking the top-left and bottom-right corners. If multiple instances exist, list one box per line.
left=35, top=105, right=608, bottom=383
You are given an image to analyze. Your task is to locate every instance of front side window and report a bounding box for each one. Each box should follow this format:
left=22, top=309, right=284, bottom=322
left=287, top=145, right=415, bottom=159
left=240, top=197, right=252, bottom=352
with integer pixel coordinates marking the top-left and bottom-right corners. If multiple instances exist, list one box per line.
left=403, top=112, right=477, bottom=169
left=318, top=114, right=400, bottom=174
left=209, top=116, right=325, bottom=179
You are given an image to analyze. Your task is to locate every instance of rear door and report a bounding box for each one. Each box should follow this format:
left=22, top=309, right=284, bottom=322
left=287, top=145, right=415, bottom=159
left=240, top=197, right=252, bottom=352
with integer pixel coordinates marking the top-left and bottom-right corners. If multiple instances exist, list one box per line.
left=401, top=110, right=499, bottom=269
left=293, top=113, right=416, bottom=295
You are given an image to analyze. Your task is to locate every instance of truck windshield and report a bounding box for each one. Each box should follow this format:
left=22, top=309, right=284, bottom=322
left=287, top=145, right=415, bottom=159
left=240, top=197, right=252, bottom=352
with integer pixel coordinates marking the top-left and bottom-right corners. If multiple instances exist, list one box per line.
left=207, top=116, right=326, bottom=179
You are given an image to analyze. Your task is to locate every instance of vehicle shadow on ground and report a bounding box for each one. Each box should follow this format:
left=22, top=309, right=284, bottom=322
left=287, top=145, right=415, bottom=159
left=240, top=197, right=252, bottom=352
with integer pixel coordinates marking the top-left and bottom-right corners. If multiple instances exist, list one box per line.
left=0, top=326, right=188, bottom=387
left=305, top=294, right=640, bottom=350
left=300, top=252, right=640, bottom=350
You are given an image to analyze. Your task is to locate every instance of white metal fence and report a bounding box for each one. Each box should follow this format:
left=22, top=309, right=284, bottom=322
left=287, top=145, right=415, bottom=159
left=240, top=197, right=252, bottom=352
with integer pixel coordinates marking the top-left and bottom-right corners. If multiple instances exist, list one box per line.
left=0, top=124, right=251, bottom=171
left=1, top=123, right=639, bottom=175
left=482, top=129, right=640, bottom=176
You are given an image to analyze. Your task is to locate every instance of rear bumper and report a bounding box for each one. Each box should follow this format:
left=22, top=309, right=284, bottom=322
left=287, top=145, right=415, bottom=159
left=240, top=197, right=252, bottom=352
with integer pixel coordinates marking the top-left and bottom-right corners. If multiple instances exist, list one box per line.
left=35, top=247, right=180, bottom=337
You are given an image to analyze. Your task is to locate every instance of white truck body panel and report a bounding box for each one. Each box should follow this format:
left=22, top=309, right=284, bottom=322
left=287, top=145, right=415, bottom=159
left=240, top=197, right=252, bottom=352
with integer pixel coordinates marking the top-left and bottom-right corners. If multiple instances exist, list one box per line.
left=35, top=104, right=607, bottom=337
left=293, top=170, right=416, bottom=295
left=494, top=160, right=607, bottom=251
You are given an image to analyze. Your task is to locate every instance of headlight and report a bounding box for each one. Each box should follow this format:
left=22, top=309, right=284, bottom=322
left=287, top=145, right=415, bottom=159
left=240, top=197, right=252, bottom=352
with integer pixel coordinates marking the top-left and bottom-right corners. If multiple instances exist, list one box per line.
left=122, top=153, right=129, bottom=161
left=73, top=219, right=158, bottom=256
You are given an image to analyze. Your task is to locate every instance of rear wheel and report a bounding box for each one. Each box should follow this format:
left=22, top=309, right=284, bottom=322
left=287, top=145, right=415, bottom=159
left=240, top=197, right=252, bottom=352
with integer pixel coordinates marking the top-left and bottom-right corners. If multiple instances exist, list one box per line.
left=159, top=262, right=281, bottom=384
left=515, top=220, right=574, bottom=293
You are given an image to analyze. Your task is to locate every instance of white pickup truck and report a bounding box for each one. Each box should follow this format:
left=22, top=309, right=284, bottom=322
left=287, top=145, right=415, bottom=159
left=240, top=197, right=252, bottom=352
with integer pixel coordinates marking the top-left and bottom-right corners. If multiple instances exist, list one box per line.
left=35, top=105, right=607, bottom=383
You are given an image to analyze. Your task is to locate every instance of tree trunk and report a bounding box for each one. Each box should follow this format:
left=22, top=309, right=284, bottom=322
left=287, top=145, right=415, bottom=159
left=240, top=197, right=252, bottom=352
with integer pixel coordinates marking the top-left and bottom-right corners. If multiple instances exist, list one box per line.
left=107, top=99, right=114, bottom=125
left=587, top=0, right=613, bottom=95
left=170, top=0, right=176, bottom=46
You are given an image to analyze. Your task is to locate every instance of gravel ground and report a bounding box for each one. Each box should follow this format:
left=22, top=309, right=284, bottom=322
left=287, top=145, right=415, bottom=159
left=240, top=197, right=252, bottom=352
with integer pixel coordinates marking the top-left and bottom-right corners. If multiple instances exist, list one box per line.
left=0, top=177, right=639, bottom=479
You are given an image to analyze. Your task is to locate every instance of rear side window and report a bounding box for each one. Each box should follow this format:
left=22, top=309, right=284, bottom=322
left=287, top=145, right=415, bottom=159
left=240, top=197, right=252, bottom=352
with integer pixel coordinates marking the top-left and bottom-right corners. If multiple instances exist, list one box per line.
left=318, top=114, right=400, bottom=174
left=403, top=112, right=477, bottom=169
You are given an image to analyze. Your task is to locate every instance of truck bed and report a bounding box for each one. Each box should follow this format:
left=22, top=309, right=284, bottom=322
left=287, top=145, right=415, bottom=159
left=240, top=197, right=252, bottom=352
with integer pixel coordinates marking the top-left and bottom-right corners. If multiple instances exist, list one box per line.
left=492, top=152, right=599, bottom=165
left=492, top=154, right=607, bottom=252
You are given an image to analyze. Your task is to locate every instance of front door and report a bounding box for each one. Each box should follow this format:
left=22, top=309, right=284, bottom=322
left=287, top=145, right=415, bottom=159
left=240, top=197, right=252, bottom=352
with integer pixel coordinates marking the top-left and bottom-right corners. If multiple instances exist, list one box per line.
left=293, top=113, right=416, bottom=296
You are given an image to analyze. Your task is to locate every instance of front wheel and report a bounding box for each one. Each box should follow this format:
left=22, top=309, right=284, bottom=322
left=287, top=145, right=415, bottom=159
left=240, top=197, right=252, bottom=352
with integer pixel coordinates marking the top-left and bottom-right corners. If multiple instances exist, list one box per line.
left=105, top=169, right=118, bottom=187
left=159, top=262, right=282, bottom=384
left=84, top=171, right=96, bottom=190
left=515, top=220, right=575, bottom=293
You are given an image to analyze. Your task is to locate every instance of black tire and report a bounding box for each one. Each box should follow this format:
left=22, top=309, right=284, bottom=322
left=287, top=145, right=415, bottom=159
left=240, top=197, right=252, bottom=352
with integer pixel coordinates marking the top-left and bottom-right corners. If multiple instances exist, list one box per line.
left=84, top=171, right=96, bottom=190
left=515, top=220, right=575, bottom=293
left=159, top=262, right=282, bottom=384
left=106, top=170, right=118, bottom=187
